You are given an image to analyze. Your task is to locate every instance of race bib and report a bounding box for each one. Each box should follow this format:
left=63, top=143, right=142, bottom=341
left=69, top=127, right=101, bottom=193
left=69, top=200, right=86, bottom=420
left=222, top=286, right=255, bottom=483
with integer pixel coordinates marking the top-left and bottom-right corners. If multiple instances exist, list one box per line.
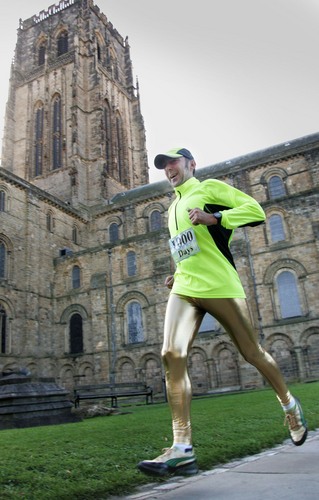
left=169, top=227, right=200, bottom=263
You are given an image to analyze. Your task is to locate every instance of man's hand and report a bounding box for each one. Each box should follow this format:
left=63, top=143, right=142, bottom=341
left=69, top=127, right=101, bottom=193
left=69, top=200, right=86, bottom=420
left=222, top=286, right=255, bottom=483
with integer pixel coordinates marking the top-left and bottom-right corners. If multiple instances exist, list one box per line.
left=165, top=275, right=174, bottom=289
left=188, top=208, right=217, bottom=226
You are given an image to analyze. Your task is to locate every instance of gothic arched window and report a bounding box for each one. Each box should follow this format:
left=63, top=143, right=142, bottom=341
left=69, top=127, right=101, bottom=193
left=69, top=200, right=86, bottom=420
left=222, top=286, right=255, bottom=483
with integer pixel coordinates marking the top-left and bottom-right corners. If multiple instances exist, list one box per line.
left=72, top=225, right=79, bottom=245
left=34, top=104, right=44, bottom=176
left=115, top=114, right=124, bottom=182
left=38, top=44, right=46, bottom=66
left=72, top=265, right=81, bottom=289
left=276, top=271, right=302, bottom=318
left=127, top=251, right=136, bottom=277
left=0, top=306, right=7, bottom=354
left=69, top=313, right=83, bottom=353
left=0, top=242, right=6, bottom=279
left=46, top=211, right=53, bottom=232
left=0, top=190, right=6, bottom=212
left=114, top=62, right=119, bottom=80
left=268, top=175, right=286, bottom=199
left=127, top=301, right=144, bottom=343
left=269, top=214, right=285, bottom=242
left=150, top=210, right=162, bottom=231
left=52, top=95, right=62, bottom=169
left=57, top=31, right=68, bottom=56
left=104, top=103, right=112, bottom=164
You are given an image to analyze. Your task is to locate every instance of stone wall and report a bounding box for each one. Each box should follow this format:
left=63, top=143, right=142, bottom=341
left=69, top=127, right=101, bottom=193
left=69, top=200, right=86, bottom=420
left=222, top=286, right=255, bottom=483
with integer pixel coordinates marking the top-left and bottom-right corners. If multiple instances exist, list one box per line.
left=1, top=134, right=319, bottom=395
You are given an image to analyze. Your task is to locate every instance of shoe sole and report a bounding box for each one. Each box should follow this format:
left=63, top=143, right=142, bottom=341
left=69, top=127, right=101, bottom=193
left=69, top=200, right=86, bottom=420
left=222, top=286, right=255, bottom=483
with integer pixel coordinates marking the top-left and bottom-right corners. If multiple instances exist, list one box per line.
left=291, top=426, right=308, bottom=446
left=290, top=397, right=308, bottom=446
left=137, top=459, right=199, bottom=477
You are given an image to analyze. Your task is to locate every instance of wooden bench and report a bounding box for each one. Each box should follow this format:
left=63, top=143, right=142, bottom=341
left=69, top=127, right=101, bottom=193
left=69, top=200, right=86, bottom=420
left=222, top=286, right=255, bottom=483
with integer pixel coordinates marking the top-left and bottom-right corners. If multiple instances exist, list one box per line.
left=73, top=382, right=153, bottom=408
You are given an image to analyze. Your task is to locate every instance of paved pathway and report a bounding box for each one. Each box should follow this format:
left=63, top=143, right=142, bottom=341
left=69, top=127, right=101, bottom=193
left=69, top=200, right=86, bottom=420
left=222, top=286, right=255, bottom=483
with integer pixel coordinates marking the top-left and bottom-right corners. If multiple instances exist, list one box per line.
left=121, top=429, right=319, bottom=500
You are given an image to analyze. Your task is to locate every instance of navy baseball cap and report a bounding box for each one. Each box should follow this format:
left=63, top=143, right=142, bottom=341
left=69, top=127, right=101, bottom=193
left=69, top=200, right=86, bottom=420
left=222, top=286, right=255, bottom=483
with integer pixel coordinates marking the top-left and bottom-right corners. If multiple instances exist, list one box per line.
left=154, top=148, right=194, bottom=169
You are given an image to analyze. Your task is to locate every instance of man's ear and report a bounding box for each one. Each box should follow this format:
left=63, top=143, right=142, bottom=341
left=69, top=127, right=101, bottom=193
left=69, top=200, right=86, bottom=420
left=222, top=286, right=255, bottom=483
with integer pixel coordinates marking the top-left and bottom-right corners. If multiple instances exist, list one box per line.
left=190, top=159, right=196, bottom=173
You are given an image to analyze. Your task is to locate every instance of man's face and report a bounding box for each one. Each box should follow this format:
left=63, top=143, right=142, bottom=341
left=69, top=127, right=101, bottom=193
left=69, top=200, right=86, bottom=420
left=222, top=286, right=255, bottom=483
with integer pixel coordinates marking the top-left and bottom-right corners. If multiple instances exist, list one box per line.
left=164, top=157, right=195, bottom=187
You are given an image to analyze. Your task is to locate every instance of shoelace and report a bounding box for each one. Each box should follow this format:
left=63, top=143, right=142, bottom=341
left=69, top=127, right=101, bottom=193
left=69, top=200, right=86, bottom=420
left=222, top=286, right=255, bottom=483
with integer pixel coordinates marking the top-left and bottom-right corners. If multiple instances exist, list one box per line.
left=159, top=447, right=191, bottom=459
left=157, top=448, right=173, bottom=459
left=284, top=410, right=300, bottom=430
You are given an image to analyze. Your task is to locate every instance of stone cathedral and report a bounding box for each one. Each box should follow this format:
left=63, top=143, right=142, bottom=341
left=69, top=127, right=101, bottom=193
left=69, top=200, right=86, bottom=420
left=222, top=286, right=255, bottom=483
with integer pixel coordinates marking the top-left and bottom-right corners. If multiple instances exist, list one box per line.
left=0, top=0, right=318, bottom=396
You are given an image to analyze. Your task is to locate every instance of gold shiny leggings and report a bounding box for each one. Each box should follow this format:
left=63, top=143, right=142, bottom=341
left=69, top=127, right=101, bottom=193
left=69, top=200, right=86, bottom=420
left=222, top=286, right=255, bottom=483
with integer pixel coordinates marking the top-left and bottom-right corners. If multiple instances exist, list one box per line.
left=162, top=294, right=291, bottom=445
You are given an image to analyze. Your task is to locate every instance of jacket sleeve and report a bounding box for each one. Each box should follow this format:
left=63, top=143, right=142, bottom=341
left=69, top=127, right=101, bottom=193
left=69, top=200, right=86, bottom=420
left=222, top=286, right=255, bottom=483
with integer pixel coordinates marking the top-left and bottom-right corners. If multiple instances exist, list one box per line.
left=205, top=179, right=266, bottom=229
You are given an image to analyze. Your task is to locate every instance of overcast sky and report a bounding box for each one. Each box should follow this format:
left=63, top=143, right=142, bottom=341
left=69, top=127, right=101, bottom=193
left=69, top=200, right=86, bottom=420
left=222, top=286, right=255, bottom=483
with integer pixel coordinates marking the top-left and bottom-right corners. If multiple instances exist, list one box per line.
left=0, top=0, right=318, bottom=183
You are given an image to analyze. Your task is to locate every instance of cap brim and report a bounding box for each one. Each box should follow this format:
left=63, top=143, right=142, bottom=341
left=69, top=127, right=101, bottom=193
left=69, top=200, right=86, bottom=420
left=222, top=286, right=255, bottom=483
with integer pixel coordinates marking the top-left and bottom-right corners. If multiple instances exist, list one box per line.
left=154, top=153, right=182, bottom=169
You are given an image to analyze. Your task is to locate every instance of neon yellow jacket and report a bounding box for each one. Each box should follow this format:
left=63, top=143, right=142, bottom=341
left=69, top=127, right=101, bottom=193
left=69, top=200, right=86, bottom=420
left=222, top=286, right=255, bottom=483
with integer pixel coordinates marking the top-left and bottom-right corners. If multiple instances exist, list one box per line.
left=168, top=177, right=265, bottom=298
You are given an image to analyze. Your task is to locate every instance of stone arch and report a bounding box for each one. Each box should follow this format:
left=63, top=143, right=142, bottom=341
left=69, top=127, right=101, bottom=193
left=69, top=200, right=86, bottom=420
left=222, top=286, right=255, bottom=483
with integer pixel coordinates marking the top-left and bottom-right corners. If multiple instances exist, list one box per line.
left=53, top=24, right=69, bottom=56
left=53, top=22, right=68, bottom=38
left=266, top=333, right=298, bottom=381
left=301, top=327, right=319, bottom=380
left=50, top=92, right=63, bottom=170
left=265, top=332, right=294, bottom=350
left=264, top=259, right=307, bottom=284
left=45, top=208, right=55, bottom=232
left=34, top=33, right=48, bottom=67
left=213, top=342, right=240, bottom=389
left=126, top=249, right=137, bottom=277
left=0, top=297, right=14, bottom=355
left=263, top=259, right=308, bottom=319
left=0, top=234, right=14, bottom=281
left=61, top=260, right=82, bottom=291
left=260, top=166, right=288, bottom=199
left=106, top=216, right=123, bottom=244
left=94, top=30, right=106, bottom=66
left=143, top=202, right=166, bottom=231
left=143, top=202, right=166, bottom=219
left=2, top=361, right=19, bottom=374
left=72, top=223, right=80, bottom=245
left=0, top=183, right=11, bottom=211
left=101, top=99, right=113, bottom=182
left=117, top=292, right=150, bottom=345
left=0, top=233, right=13, bottom=251
left=0, top=295, right=14, bottom=318
left=77, top=361, right=95, bottom=385
left=59, top=363, right=75, bottom=390
left=33, top=100, right=45, bottom=177
left=60, top=304, right=89, bottom=324
left=117, top=291, right=150, bottom=312
left=60, top=304, right=89, bottom=354
left=140, top=353, right=162, bottom=393
left=260, top=166, right=288, bottom=184
left=116, top=356, right=136, bottom=382
left=25, top=362, right=38, bottom=377
left=35, top=32, right=48, bottom=49
left=45, top=361, right=58, bottom=380
left=34, top=99, right=44, bottom=109
left=188, top=347, right=209, bottom=394
left=94, top=30, right=106, bottom=50
left=265, top=207, right=290, bottom=243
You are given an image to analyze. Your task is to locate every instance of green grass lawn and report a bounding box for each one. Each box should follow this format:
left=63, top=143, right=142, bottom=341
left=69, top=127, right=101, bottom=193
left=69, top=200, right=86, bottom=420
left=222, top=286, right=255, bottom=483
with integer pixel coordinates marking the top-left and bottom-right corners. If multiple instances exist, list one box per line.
left=0, top=382, right=318, bottom=499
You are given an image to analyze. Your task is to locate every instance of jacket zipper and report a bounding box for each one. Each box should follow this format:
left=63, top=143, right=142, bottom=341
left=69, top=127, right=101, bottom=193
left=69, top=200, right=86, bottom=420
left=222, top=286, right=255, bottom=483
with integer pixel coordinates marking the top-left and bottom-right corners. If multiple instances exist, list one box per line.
left=174, top=191, right=181, bottom=231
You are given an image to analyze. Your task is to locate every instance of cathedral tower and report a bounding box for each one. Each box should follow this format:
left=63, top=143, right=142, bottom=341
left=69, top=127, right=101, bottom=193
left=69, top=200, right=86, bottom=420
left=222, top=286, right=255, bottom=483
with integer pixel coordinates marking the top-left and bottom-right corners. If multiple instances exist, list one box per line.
left=1, top=0, right=149, bottom=207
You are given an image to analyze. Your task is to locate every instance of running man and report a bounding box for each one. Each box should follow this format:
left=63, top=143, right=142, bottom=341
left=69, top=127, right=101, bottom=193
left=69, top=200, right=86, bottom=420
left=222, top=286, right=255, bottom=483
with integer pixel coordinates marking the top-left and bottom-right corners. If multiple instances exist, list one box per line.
left=137, top=148, right=307, bottom=477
